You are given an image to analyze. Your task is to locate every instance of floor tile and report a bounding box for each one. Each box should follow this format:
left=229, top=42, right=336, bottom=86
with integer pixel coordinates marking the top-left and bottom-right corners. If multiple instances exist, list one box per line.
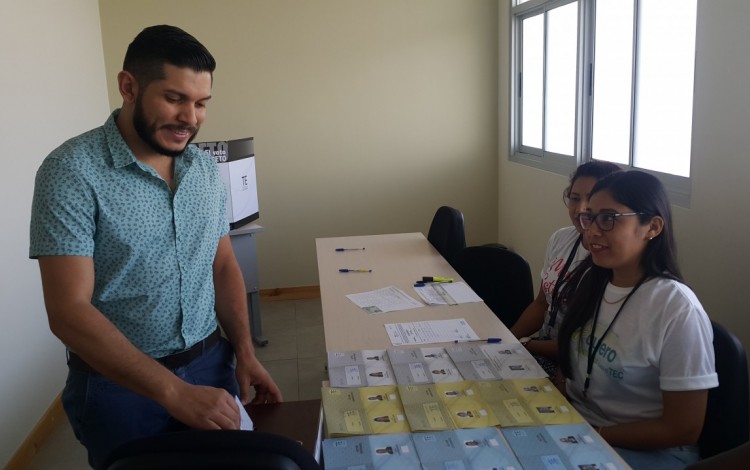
left=296, top=324, right=326, bottom=358
left=294, top=299, right=324, bottom=327
left=253, top=328, right=298, bottom=362
left=259, top=301, right=297, bottom=332
left=297, top=355, right=328, bottom=400
left=260, top=358, right=299, bottom=401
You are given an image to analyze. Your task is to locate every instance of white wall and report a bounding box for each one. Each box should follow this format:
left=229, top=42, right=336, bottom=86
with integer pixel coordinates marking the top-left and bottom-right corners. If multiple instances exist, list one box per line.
left=0, top=0, right=109, bottom=465
left=498, top=0, right=750, bottom=366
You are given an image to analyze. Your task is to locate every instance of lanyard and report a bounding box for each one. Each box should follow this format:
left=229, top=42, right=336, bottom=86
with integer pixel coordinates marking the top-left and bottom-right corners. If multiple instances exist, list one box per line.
left=547, top=234, right=582, bottom=329
left=583, top=276, right=647, bottom=398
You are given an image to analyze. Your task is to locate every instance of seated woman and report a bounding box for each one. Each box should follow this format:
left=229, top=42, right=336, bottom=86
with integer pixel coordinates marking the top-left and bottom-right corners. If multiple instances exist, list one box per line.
left=511, top=161, right=619, bottom=374
left=557, top=170, right=718, bottom=469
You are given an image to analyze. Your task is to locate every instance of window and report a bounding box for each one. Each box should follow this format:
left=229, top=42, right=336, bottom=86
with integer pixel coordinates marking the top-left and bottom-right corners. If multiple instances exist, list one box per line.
left=510, top=0, right=698, bottom=206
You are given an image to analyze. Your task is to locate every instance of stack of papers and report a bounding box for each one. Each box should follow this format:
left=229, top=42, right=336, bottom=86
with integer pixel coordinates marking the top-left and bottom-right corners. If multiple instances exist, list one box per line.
left=322, top=385, right=410, bottom=437
left=323, top=424, right=627, bottom=470
left=502, top=423, right=626, bottom=470
left=323, top=428, right=524, bottom=470
left=326, top=344, right=547, bottom=389
left=345, top=282, right=483, bottom=314
left=321, top=378, right=584, bottom=437
left=447, top=343, right=547, bottom=380
left=388, top=347, right=462, bottom=385
left=327, top=349, right=395, bottom=388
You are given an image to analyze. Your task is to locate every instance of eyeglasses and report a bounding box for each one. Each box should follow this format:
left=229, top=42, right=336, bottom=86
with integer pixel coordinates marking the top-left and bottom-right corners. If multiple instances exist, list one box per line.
left=562, top=192, right=583, bottom=207
left=578, top=212, right=645, bottom=231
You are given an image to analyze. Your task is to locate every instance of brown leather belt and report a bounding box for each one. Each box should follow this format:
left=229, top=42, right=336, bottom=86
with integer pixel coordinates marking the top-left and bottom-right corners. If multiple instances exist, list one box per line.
left=67, top=328, right=221, bottom=374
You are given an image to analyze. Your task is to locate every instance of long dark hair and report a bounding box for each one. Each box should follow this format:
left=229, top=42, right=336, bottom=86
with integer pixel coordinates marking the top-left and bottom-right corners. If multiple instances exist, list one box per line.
left=563, top=160, right=622, bottom=203
left=557, top=170, right=682, bottom=378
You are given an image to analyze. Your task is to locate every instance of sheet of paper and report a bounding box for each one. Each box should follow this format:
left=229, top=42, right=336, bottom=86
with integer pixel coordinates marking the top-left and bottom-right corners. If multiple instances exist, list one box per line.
left=502, top=423, right=626, bottom=470
left=384, top=318, right=479, bottom=346
left=446, top=343, right=548, bottom=380
left=476, top=378, right=584, bottom=427
left=322, top=385, right=410, bottom=437
left=411, top=428, right=522, bottom=470
left=387, top=348, right=462, bottom=384
left=235, top=395, right=254, bottom=431
left=346, top=286, right=424, bottom=314
left=414, top=282, right=483, bottom=306
left=322, top=433, right=421, bottom=469
left=327, top=349, right=397, bottom=387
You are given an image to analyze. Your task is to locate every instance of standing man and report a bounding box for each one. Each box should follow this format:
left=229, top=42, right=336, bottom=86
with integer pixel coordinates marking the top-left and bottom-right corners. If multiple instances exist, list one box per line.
left=29, top=25, right=281, bottom=468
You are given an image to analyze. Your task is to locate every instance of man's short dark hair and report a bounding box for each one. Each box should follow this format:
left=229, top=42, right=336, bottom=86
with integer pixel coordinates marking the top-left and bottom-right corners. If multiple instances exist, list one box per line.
left=123, top=25, right=216, bottom=87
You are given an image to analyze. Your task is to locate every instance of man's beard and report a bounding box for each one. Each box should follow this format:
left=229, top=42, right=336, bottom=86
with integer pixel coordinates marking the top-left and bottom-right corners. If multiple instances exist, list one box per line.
left=133, top=96, right=199, bottom=157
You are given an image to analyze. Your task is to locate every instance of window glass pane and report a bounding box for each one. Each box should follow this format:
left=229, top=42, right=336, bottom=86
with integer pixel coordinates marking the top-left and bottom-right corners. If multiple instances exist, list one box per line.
left=545, top=2, right=578, bottom=155
left=522, top=14, right=544, bottom=149
left=634, top=0, right=697, bottom=177
left=592, top=0, right=634, bottom=164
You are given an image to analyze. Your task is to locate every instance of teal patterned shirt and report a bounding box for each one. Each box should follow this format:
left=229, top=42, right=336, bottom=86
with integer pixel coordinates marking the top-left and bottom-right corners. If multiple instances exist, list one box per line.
left=30, top=110, right=228, bottom=357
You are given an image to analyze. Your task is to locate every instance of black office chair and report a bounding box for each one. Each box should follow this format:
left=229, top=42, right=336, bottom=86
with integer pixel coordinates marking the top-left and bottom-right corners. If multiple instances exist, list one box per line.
left=102, top=430, right=321, bottom=470
left=697, top=320, right=749, bottom=459
left=451, top=245, right=534, bottom=328
left=687, top=440, right=750, bottom=469
left=427, top=206, right=466, bottom=267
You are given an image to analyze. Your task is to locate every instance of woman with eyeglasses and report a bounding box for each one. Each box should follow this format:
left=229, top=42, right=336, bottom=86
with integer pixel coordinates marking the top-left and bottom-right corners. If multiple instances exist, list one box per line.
left=557, top=171, right=717, bottom=469
left=510, top=161, right=620, bottom=375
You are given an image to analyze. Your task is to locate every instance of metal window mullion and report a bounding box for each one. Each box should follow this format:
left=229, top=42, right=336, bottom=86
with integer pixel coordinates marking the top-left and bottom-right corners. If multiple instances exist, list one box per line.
left=628, top=0, right=640, bottom=168
left=515, top=15, right=523, bottom=156
left=542, top=9, right=549, bottom=155
left=579, top=0, right=595, bottom=163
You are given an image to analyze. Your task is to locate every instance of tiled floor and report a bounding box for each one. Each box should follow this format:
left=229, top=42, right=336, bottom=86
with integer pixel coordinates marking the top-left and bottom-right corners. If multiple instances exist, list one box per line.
left=26, top=298, right=326, bottom=469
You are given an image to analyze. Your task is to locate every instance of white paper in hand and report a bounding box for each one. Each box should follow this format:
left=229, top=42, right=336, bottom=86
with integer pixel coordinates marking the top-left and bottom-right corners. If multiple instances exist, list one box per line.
left=235, top=395, right=254, bottom=431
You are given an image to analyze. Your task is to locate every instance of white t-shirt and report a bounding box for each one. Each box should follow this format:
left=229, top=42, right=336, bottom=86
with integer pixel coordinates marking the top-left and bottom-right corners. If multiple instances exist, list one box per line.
left=539, top=226, right=588, bottom=339
left=565, top=277, right=718, bottom=427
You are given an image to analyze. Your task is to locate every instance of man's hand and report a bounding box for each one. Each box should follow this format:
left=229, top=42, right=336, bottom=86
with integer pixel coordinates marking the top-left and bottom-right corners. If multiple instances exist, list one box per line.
left=212, top=236, right=283, bottom=406
left=235, top=355, right=283, bottom=405
left=163, top=383, right=241, bottom=429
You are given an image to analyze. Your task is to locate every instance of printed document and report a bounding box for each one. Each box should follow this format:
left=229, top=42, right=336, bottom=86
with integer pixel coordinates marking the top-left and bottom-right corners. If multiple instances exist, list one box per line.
left=346, top=286, right=423, bottom=314
left=384, top=318, right=479, bottom=346
left=413, top=281, right=483, bottom=306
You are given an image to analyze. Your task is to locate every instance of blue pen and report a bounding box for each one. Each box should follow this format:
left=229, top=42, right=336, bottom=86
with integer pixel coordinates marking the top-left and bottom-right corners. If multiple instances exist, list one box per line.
left=453, top=338, right=502, bottom=344
left=335, top=247, right=365, bottom=252
left=339, top=268, right=372, bottom=273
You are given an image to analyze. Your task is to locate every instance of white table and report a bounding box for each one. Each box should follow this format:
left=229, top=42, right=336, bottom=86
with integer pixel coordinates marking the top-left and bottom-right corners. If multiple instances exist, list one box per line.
left=315, top=232, right=517, bottom=351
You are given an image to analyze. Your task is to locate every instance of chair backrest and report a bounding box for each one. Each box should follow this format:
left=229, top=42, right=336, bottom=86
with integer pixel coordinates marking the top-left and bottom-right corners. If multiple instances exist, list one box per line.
left=102, top=430, right=321, bottom=470
left=427, top=206, right=466, bottom=266
left=451, top=245, right=534, bottom=328
left=698, top=321, right=750, bottom=459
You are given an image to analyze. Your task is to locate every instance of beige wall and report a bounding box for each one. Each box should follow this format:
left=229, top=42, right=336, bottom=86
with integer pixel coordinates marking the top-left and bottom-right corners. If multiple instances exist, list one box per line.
left=0, top=0, right=109, bottom=465
left=98, top=0, right=500, bottom=288
left=498, top=0, right=750, bottom=363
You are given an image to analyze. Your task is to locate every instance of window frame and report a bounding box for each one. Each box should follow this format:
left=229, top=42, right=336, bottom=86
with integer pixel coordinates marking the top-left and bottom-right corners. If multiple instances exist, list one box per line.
left=509, top=0, right=694, bottom=207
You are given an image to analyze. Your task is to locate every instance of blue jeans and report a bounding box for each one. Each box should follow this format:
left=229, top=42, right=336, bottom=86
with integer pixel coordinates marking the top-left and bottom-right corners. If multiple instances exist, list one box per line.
left=614, top=445, right=700, bottom=469
left=61, top=338, right=240, bottom=469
